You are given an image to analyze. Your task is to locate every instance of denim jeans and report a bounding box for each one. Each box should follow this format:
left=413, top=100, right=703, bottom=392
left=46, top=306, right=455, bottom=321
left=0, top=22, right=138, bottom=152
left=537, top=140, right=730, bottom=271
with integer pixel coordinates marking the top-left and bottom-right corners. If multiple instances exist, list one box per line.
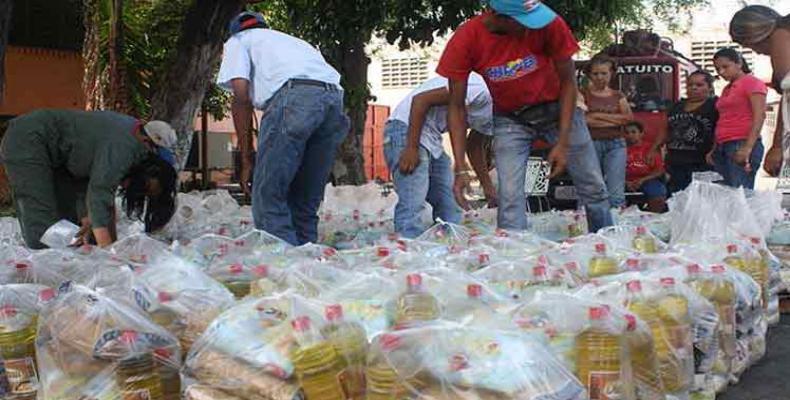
left=666, top=162, right=711, bottom=195
left=253, top=80, right=350, bottom=245
left=593, top=138, right=626, bottom=208
left=713, top=140, right=764, bottom=190
left=493, top=109, right=613, bottom=232
left=383, top=120, right=461, bottom=238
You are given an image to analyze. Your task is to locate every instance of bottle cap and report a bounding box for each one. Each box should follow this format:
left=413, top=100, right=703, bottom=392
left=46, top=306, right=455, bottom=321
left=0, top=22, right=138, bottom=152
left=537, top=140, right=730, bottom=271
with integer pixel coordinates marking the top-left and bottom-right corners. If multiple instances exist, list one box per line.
left=660, top=277, right=676, bottom=287
left=589, top=306, right=609, bottom=320
left=0, top=305, right=16, bottom=318
left=229, top=264, right=243, bottom=274
left=253, top=265, right=268, bottom=277
left=14, top=262, right=29, bottom=270
left=711, top=264, right=726, bottom=274
left=686, top=263, right=702, bottom=275
left=478, top=253, right=490, bottom=265
left=626, top=280, right=642, bottom=293
left=39, top=288, right=56, bottom=302
left=636, top=226, right=647, bottom=235
left=595, top=243, right=607, bottom=253
left=291, top=316, right=312, bottom=332
left=158, top=292, right=174, bottom=303
left=564, top=261, right=579, bottom=271
left=625, top=314, right=637, bottom=331
left=727, top=244, right=738, bottom=254
left=325, top=304, right=343, bottom=322
left=377, top=247, right=390, bottom=257
left=379, top=334, right=401, bottom=351
left=626, top=258, right=640, bottom=270
left=467, top=284, right=483, bottom=298
left=407, top=274, right=422, bottom=287
left=533, top=265, right=547, bottom=278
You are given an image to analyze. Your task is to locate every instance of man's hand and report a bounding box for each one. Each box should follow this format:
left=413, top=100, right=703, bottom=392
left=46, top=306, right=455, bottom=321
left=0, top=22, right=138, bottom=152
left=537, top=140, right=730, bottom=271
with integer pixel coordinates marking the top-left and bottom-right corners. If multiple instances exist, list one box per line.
left=453, top=171, right=473, bottom=211
left=72, top=217, right=93, bottom=247
left=547, top=143, right=568, bottom=178
left=398, top=146, right=421, bottom=174
left=483, top=181, right=498, bottom=208
left=764, top=145, right=783, bottom=177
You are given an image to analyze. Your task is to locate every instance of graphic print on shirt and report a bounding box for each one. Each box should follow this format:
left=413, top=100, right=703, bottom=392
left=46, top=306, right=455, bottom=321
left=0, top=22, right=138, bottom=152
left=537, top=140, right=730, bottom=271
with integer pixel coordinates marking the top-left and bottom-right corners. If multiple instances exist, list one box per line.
left=667, top=112, right=713, bottom=151
left=484, top=54, right=539, bottom=82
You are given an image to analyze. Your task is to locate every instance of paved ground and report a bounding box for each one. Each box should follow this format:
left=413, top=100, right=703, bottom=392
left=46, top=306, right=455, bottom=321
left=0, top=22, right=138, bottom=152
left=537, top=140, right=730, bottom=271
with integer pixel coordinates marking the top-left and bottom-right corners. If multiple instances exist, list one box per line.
left=718, top=314, right=790, bottom=400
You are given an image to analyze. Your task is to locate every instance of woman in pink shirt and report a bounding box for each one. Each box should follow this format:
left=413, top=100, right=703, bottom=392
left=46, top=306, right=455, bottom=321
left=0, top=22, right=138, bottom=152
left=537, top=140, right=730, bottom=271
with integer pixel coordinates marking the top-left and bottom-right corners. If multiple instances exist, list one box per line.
left=708, top=48, right=768, bottom=189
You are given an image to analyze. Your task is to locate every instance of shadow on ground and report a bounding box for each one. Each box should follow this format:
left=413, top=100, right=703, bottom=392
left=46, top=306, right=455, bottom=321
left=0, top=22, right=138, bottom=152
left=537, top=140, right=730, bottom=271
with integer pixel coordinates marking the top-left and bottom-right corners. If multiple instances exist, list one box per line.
left=718, top=314, right=790, bottom=400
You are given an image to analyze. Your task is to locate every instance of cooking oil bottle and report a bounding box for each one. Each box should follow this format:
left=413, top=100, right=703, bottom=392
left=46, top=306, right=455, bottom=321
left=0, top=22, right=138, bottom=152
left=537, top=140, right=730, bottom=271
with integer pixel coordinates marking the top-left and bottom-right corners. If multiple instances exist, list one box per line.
left=655, top=277, right=694, bottom=393
left=588, top=243, right=619, bottom=278
left=321, top=304, right=368, bottom=399
left=290, top=316, right=346, bottom=400
left=690, top=265, right=736, bottom=376
left=0, top=307, right=38, bottom=399
left=394, top=274, right=440, bottom=328
left=748, top=238, right=771, bottom=309
left=116, top=353, right=164, bottom=400
left=632, top=226, right=658, bottom=253
left=576, top=306, right=625, bottom=400
left=623, top=281, right=666, bottom=399
left=223, top=263, right=252, bottom=299
left=366, top=334, right=421, bottom=400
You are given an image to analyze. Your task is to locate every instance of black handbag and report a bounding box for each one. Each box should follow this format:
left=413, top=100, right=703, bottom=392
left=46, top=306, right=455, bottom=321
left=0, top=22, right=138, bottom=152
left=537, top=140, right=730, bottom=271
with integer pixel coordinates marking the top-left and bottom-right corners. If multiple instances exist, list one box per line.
left=511, top=101, right=561, bottom=132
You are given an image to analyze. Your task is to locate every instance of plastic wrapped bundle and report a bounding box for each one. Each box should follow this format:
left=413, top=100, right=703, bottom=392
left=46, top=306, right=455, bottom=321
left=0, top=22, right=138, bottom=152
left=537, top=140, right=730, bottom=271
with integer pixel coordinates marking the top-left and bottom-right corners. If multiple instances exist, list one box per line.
left=320, top=272, right=398, bottom=341
left=183, top=293, right=323, bottom=400
left=110, top=234, right=173, bottom=265
left=417, top=222, right=471, bottom=247
left=528, top=210, right=587, bottom=242
left=252, top=261, right=358, bottom=300
left=461, top=208, right=498, bottom=233
left=131, top=255, right=236, bottom=352
left=512, top=293, right=639, bottom=400
left=473, top=261, right=574, bottom=301
left=174, top=234, right=236, bottom=269
left=545, top=239, right=625, bottom=280
left=467, top=229, right=557, bottom=260
left=0, top=284, right=52, bottom=399
left=366, top=324, right=587, bottom=400
left=577, top=275, right=717, bottom=398
left=614, top=207, right=672, bottom=243
left=36, top=285, right=182, bottom=400
left=442, top=245, right=500, bottom=273
left=598, top=225, right=667, bottom=254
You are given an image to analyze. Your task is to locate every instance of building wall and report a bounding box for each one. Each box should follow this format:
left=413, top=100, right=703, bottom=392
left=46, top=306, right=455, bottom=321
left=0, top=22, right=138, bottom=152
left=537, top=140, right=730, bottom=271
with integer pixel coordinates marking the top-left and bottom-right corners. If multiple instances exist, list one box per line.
left=0, top=46, right=85, bottom=116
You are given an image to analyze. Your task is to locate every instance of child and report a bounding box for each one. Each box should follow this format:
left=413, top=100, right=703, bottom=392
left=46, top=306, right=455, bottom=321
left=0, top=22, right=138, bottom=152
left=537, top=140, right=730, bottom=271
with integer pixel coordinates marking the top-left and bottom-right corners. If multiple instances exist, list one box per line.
left=625, top=121, right=667, bottom=213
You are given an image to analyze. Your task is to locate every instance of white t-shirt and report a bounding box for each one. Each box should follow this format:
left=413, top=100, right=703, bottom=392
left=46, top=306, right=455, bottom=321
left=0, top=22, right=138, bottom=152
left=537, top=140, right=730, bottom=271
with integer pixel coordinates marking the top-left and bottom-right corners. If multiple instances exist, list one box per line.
left=217, top=29, right=342, bottom=108
left=388, top=73, right=493, bottom=158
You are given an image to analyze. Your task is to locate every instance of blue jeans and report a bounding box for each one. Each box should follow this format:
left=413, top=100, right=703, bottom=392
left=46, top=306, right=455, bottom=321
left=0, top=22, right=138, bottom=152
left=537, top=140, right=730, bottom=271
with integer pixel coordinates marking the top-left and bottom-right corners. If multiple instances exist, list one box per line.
left=383, top=120, right=461, bottom=238
left=493, top=109, right=613, bottom=232
left=713, top=140, right=764, bottom=190
left=640, top=178, right=667, bottom=199
left=253, top=81, right=350, bottom=245
left=593, top=138, right=627, bottom=208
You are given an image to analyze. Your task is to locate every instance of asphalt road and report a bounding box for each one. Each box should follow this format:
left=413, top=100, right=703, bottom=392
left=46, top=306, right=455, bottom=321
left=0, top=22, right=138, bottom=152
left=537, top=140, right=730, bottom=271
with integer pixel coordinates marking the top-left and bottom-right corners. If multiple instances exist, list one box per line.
left=718, top=314, right=790, bottom=400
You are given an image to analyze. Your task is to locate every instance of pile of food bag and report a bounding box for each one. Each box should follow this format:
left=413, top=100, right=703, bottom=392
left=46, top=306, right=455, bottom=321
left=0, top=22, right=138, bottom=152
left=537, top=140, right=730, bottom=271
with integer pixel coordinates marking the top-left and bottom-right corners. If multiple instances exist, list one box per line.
left=0, top=181, right=784, bottom=400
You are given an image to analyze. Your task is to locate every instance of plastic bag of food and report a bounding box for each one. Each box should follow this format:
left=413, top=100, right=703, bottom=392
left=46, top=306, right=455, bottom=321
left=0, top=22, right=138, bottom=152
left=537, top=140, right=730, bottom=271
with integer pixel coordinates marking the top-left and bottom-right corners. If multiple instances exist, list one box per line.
left=544, top=239, right=626, bottom=280
left=0, top=284, right=52, bottom=398
left=467, top=228, right=558, bottom=259
left=0, top=217, right=24, bottom=246
left=416, top=221, right=471, bottom=247
left=528, top=210, right=587, bottom=242
left=598, top=225, right=667, bottom=254
left=183, top=293, right=322, bottom=399
left=36, top=285, right=182, bottom=400
left=473, top=260, right=575, bottom=301
left=365, top=323, right=587, bottom=399
left=110, top=234, right=173, bottom=264
left=130, top=255, right=235, bottom=352
left=512, top=292, right=640, bottom=400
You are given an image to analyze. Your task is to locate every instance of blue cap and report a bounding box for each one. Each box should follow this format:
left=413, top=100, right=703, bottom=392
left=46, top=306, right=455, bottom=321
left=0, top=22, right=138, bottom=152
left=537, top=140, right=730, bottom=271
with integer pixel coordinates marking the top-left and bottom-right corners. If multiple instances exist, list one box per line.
left=228, top=12, right=268, bottom=36
left=157, top=147, right=178, bottom=169
left=489, top=0, right=557, bottom=29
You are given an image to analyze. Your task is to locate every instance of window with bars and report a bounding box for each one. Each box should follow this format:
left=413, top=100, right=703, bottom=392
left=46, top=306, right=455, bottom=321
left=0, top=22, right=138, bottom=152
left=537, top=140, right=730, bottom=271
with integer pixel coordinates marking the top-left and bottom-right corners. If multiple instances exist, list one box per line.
left=381, top=57, right=429, bottom=89
left=690, top=40, right=755, bottom=75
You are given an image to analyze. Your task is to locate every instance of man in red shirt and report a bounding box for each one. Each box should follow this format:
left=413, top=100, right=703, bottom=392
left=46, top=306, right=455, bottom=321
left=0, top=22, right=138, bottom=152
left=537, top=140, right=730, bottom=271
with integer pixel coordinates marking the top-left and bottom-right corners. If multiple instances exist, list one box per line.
left=437, top=0, right=612, bottom=232
left=625, top=121, right=667, bottom=212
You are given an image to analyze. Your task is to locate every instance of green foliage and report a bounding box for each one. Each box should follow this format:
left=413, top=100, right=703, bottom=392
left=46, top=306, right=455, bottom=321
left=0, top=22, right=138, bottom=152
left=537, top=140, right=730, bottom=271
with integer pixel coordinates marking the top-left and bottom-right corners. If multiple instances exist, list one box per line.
left=88, top=0, right=230, bottom=119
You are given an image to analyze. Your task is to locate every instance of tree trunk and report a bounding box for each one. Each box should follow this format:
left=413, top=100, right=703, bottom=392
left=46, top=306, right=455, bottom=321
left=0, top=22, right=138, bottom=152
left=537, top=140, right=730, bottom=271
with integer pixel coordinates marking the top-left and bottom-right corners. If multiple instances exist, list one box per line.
left=332, top=38, right=370, bottom=185
left=0, top=0, right=12, bottom=103
left=148, top=0, right=244, bottom=168
left=107, top=0, right=132, bottom=114
left=82, top=0, right=104, bottom=111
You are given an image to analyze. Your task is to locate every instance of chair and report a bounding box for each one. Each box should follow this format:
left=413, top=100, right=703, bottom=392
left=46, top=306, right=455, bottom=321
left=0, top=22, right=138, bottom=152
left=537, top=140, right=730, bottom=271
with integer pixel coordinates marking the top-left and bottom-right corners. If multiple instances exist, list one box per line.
left=525, top=157, right=551, bottom=213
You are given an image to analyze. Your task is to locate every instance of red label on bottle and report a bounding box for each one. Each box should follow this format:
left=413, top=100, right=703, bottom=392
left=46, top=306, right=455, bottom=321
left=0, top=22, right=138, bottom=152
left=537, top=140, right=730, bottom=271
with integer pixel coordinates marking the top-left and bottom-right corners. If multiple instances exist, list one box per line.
left=660, top=277, right=675, bottom=287
left=587, top=371, right=620, bottom=400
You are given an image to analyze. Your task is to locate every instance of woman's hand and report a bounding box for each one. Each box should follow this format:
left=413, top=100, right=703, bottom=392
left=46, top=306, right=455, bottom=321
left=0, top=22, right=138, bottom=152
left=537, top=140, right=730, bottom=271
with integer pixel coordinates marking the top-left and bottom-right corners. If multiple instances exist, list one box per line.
left=764, top=145, right=783, bottom=177
left=732, top=144, right=753, bottom=167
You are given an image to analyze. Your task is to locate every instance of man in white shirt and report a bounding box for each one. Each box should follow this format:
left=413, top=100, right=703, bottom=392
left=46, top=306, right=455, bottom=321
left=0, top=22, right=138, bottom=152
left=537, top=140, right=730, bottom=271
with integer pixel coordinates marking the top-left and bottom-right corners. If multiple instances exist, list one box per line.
left=384, top=73, right=494, bottom=237
left=217, top=12, right=350, bottom=245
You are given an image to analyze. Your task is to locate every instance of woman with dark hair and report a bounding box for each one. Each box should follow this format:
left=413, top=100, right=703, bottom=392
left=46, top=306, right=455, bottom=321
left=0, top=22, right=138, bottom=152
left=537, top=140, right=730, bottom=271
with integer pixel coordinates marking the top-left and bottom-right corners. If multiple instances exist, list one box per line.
left=730, top=5, right=790, bottom=177
left=708, top=48, right=767, bottom=189
left=665, top=70, right=718, bottom=193
left=583, top=53, right=634, bottom=208
left=0, top=109, right=179, bottom=249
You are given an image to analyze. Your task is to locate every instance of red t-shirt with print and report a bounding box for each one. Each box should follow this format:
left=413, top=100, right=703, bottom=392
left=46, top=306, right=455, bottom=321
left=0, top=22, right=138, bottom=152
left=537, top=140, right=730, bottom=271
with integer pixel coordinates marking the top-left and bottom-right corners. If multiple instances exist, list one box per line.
left=436, top=13, right=580, bottom=114
left=627, top=142, right=664, bottom=182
